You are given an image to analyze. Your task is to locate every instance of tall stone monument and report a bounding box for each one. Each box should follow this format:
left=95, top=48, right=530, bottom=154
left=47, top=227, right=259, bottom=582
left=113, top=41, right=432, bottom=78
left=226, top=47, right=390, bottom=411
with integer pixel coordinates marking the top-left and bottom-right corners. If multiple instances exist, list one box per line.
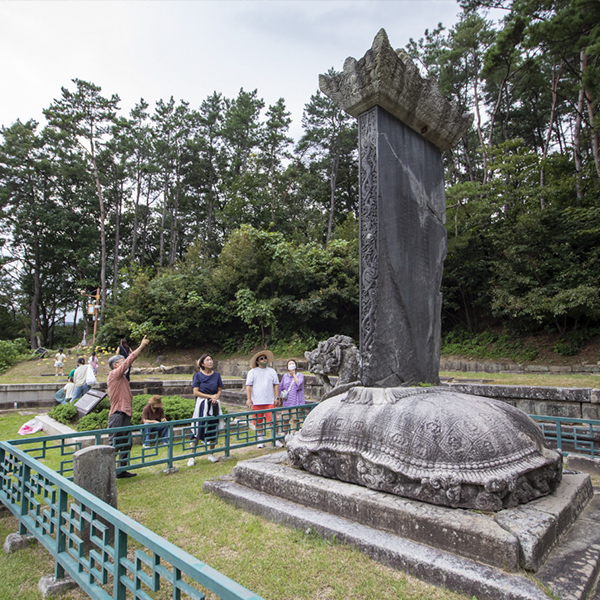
left=286, top=30, right=562, bottom=512
left=320, top=29, right=471, bottom=386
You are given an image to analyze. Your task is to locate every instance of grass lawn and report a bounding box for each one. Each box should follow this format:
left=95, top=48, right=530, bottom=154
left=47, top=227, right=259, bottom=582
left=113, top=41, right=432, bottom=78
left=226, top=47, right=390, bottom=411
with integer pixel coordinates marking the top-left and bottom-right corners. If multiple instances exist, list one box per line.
left=0, top=409, right=472, bottom=600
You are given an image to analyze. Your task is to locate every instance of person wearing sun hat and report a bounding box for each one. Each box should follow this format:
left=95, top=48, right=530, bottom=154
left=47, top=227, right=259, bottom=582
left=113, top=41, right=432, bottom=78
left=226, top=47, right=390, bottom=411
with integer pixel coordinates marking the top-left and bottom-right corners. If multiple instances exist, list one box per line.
left=245, top=350, right=281, bottom=448
left=141, top=395, right=168, bottom=448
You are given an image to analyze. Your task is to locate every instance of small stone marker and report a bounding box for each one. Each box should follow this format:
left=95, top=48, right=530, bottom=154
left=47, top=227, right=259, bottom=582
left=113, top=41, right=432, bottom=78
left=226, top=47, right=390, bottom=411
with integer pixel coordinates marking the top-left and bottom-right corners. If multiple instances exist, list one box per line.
left=73, top=445, right=117, bottom=508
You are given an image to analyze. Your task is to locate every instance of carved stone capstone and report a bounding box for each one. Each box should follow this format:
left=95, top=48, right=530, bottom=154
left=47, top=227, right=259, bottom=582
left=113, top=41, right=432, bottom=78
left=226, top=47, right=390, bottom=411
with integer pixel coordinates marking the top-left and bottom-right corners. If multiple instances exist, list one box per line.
left=304, top=335, right=360, bottom=394
left=287, top=387, right=562, bottom=511
left=319, top=29, right=472, bottom=151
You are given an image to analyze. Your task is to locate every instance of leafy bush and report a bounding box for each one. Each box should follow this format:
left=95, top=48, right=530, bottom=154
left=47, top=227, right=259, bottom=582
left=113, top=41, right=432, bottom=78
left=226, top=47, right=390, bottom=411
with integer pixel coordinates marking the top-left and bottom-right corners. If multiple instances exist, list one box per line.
left=441, top=329, right=538, bottom=362
left=75, top=394, right=199, bottom=432
left=554, top=330, right=594, bottom=356
left=48, top=403, right=78, bottom=425
left=0, top=338, right=29, bottom=374
left=77, top=409, right=110, bottom=432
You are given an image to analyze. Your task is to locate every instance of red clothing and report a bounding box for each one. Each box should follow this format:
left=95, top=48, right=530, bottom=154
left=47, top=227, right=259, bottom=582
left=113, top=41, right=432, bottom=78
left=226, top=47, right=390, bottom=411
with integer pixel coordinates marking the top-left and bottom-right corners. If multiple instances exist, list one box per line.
left=107, top=349, right=139, bottom=416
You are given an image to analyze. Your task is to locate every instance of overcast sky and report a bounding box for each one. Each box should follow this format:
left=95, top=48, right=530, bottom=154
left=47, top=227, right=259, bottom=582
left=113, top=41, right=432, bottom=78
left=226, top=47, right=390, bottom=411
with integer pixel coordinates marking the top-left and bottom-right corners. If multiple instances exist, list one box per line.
left=2, top=0, right=465, bottom=141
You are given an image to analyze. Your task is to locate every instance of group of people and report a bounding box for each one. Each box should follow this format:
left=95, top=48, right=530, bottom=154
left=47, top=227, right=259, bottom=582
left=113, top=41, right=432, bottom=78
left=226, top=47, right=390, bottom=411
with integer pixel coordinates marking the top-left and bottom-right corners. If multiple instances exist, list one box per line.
left=186, top=349, right=305, bottom=465
left=63, top=335, right=305, bottom=479
left=54, top=350, right=98, bottom=404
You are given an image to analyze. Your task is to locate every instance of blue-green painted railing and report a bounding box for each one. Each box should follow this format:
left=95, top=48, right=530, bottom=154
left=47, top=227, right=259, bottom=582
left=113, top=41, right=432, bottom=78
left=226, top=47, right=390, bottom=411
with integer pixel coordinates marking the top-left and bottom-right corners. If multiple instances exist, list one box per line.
left=529, top=414, right=600, bottom=458
left=0, top=441, right=264, bottom=600
left=8, top=404, right=317, bottom=479
left=0, top=404, right=316, bottom=600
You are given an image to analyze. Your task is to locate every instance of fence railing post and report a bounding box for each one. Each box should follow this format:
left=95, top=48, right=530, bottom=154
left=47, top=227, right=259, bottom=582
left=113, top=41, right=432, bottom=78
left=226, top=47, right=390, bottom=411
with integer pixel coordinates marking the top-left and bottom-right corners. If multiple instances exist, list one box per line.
left=54, top=487, right=68, bottom=580
left=18, top=463, right=30, bottom=536
left=224, top=414, right=231, bottom=458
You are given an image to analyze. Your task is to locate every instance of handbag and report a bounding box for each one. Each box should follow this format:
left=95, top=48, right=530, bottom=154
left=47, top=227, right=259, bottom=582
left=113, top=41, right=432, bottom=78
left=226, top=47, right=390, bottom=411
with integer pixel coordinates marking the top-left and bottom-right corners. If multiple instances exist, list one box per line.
left=85, top=365, right=97, bottom=386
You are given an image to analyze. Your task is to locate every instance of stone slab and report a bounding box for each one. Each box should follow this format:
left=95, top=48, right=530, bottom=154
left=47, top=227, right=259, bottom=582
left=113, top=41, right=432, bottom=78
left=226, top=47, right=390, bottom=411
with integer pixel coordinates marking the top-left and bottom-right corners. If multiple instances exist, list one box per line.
left=38, top=575, right=77, bottom=599
left=204, top=477, right=549, bottom=600
left=233, top=453, right=520, bottom=570
left=3, top=532, right=36, bottom=553
left=565, top=454, right=600, bottom=476
left=536, top=491, right=600, bottom=600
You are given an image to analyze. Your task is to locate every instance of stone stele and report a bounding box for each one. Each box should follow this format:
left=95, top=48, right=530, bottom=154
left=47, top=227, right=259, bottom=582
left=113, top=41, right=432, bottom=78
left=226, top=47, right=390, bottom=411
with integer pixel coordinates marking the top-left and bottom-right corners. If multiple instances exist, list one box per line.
left=320, top=29, right=470, bottom=386
left=287, top=387, right=562, bottom=511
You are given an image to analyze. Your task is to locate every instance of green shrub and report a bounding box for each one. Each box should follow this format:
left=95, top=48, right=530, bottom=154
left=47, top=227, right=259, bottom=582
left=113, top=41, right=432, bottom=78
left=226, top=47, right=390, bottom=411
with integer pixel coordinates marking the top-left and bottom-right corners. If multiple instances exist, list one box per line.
left=441, top=329, right=538, bottom=362
left=77, top=409, right=110, bottom=432
left=48, top=403, right=78, bottom=425
left=0, top=338, right=29, bottom=374
left=75, top=395, right=199, bottom=431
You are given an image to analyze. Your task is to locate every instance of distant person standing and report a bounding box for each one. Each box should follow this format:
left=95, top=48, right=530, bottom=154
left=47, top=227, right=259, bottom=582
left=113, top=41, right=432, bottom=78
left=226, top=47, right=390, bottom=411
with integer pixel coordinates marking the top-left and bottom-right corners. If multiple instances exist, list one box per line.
left=119, top=338, right=130, bottom=359
left=188, top=354, right=223, bottom=466
left=88, top=351, right=98, bottom=375
left=245, top=350, right=282, bottom=448
left=54, top=349, right=66, bottom=376
left=118, top=338, right=131, bottom=381
left=107, top=335, right=150, bottom=478
left=278, top=359, right=305, bottom=437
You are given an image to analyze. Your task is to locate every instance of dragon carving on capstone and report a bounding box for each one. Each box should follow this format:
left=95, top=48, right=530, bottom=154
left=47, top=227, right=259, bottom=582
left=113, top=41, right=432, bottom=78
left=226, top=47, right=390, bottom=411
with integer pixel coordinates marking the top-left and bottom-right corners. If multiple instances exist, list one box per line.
left=304, top=335, right=361, bottom=399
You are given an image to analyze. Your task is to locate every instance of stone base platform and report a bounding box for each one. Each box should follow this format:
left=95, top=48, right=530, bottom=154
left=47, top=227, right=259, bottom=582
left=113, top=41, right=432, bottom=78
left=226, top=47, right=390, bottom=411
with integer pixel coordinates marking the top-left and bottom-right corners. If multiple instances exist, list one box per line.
left=204, top=453, right=600, bottom=600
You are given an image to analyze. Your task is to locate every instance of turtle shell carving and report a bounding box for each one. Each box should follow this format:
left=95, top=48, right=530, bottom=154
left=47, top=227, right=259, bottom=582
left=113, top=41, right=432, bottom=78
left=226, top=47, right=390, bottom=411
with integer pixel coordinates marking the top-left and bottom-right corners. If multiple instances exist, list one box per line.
left=286, top=387, right=562, bottom=511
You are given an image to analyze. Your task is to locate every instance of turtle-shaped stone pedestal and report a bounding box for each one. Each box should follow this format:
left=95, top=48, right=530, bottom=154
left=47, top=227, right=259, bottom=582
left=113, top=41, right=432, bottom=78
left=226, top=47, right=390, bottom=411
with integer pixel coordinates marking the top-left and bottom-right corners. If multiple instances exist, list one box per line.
left=287, top=387, right=562, bottom=511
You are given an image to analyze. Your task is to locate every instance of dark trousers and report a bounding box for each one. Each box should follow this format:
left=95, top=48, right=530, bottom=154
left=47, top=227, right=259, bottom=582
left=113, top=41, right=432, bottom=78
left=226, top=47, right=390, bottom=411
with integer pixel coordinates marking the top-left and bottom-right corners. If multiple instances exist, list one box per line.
left=108, top=412, right=132, bottom=469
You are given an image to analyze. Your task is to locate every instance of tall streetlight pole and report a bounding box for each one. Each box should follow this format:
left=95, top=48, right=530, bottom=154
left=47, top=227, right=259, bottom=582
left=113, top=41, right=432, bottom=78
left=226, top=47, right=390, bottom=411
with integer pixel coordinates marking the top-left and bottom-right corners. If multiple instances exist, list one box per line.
left=80, top=288, right=100, bottom=346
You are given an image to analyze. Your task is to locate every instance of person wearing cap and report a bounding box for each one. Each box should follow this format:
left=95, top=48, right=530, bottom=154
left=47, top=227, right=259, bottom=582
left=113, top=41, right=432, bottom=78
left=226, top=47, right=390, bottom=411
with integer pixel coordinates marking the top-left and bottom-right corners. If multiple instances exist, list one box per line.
left=107, top=335, right=150, bottom=479
left=141, top=395, right=168, bottom=448
left=245, top=350, right=282, bottom=449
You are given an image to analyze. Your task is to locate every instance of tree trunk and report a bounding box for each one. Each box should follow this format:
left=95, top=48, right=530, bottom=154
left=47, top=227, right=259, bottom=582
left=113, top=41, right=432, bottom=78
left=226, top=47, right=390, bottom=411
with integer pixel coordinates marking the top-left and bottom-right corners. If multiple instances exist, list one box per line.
left=574, top=54, right=585, bottom=201
left=581, top=49, right=600, bottom=182
left=112, top=179, right=122, bottom=300
left=540, top=61, right=563, bottom=207
left=326, top=154, right=339, bottom=244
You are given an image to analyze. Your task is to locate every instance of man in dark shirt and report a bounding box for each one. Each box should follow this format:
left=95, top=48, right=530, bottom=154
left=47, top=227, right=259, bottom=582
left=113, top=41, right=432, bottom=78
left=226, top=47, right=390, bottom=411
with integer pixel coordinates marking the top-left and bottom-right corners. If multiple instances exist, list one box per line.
left=107, top=335, right=150, bottom=478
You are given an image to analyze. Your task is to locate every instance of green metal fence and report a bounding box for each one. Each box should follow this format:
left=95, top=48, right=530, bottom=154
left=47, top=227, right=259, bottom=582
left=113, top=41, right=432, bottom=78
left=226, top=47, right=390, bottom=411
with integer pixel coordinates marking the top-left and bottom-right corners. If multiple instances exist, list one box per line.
left=8, top=404, right=317, bottom=478
left=529, top=414, right=600, bottom=457
left=0, top=404, right=316, bottom=600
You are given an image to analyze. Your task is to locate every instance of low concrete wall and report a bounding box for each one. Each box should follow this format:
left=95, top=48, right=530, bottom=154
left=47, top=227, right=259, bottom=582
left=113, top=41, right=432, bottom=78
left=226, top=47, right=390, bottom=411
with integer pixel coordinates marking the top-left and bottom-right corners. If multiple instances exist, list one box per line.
left=4, top=375, right=600, bottom=421
left=440, top=359, right=600, bottom=374
left=447, top=382, right=600, bottom=420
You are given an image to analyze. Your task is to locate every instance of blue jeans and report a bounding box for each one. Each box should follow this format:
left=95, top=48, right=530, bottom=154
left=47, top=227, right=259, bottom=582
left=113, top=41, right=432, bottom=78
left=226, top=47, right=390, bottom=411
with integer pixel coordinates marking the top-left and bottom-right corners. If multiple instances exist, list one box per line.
left=143, top=424, right=169, bottom=445
left=71, top=384, right=90, bottom=402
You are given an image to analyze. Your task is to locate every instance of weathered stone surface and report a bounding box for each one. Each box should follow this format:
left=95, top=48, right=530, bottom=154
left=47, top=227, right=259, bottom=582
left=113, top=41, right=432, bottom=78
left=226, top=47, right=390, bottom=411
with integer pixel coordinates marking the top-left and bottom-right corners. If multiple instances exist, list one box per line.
left=161, top=466, right=179, bottom=476
left=536, top=492, right=600, bottom=600
left=204, top=476, right=551, bottom=600
left=233, top=453, right=520, bottom=570
left=287, top=387, right=562, bottom=511
left=304, top=335, right=360, bottom=394
left=73, top=445, right=117, bottom=508
left=38, top=575, right=77, bottom=599
left=514, top=399, right=582, bottom=419
left=357, top=106, right=446, bottom=385
left=3, top=532, right=35, bottom=553
left=565, top=454, right=600, bottom=476
left=494, top=508, right=557, bottom=571
left=447, top=383, right=592, bottom=404
left=494, top=473, right=592, bottom=572
left=319, top=29, right=471, bottom=151
left=582, top=404, right=600, bottom=420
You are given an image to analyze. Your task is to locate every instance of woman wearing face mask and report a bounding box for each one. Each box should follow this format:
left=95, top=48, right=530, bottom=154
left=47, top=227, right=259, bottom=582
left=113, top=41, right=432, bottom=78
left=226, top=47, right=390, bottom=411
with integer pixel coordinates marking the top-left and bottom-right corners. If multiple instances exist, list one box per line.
left=279, top=359, right=305, bottom=435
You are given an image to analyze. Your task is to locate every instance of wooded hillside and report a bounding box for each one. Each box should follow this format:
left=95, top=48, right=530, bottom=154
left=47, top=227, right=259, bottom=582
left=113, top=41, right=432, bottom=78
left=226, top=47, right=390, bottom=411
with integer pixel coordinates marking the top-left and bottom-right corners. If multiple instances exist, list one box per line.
left=1, top=0, right=598, bottom=355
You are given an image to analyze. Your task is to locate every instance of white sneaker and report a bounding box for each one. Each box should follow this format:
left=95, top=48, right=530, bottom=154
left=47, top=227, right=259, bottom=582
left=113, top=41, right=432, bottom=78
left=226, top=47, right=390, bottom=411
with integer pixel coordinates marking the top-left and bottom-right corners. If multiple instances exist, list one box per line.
left=143, top=444, right=151, bottom=449
left=187, top=458, right=195, bottom=467
left=208, top=454, right=219, bottom=463
left=257, top=436, right=264, bottom=449
left=275, top=440, right=284, bottom=448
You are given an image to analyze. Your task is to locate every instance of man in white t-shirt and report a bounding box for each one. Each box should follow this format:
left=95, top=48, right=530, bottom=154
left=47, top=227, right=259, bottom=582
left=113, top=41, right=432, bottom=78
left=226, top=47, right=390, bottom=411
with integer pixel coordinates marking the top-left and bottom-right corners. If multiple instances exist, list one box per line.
left=245, top=350, right=282, bottom=448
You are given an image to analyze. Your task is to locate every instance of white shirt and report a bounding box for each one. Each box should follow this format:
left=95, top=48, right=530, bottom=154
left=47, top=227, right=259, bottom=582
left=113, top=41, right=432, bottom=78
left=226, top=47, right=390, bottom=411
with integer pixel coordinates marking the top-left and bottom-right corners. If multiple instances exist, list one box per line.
left=245, top=367, right=279, bottom=405
left=72, top=364, right=88, bottom=387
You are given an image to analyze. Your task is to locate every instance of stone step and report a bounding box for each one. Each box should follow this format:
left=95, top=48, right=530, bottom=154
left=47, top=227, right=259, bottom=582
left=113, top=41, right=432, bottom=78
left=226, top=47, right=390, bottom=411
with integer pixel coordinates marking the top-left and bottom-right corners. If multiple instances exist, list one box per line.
left=536, top=490, right=600, bottom=600
left=203, top=474, right=550, bottom=600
